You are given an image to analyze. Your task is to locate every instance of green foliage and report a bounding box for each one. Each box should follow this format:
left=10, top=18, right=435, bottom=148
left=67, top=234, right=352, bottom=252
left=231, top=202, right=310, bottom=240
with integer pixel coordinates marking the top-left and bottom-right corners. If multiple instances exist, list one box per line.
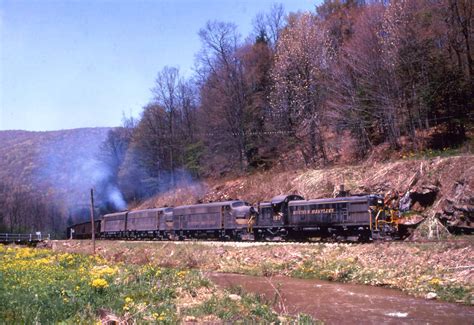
left=401, top=147, right=461, bottom=160
left=185, top=292, right=278, bottom=322
left=0, top=245, right=300, bottom=323
left=184, top=141, right=204, bottom=177
left=0, top=246, right=205, bottom=323
left=431, top=283, right=472, bottom=304
left=292, top=258, right=361, bottom=282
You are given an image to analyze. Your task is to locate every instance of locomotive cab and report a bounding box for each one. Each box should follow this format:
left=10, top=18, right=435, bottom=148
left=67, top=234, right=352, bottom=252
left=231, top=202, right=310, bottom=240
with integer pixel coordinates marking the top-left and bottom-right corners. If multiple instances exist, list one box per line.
left=255, top=194, right=304, bottom=240
left=229, top=201, right=257, bottom=230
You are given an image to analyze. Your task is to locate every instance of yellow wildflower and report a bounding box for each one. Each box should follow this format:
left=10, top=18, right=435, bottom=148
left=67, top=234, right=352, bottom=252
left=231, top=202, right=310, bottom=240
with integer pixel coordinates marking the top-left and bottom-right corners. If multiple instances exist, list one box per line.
left=91, top=265, right=118, bottom=277
left=429, top=278, right=441, bottom=286
left=153, top=312, right=166, bottom=321
left=91, top=278, right=109, bottom=289
left=177, top=270, right=187, bottom=278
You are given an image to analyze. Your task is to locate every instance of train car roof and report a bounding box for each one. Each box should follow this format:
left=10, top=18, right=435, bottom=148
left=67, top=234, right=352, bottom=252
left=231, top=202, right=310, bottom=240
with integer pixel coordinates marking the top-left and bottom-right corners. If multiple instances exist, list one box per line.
left=127, top=207, right=172, bottom=215
left=102, top=211, right=128, bottom=218
left=67, top=219, right=101, bottom=228
left=174, top=200, right=247, bottom=210
left=288, top=195, right=371, bottom=206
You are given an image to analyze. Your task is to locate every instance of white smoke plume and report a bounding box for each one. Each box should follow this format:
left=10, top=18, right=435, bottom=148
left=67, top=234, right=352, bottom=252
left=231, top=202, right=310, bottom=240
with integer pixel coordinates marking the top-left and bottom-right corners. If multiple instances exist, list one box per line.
left=34, top=129, right=127, bottom=218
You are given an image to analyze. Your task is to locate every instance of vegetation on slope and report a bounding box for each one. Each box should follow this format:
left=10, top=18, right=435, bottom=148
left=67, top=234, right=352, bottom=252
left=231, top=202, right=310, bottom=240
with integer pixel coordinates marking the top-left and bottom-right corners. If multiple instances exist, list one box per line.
left=0, top=245, right=307, bottom=323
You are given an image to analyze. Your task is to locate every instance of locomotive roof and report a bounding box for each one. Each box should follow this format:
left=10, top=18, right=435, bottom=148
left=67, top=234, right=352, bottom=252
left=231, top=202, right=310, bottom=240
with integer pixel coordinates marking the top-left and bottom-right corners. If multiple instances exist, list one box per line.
left=127, top=207, right=172, bottom=214
left=271, top=194, right=304, bottom=205
left=288, top=195, right=371, bottom=206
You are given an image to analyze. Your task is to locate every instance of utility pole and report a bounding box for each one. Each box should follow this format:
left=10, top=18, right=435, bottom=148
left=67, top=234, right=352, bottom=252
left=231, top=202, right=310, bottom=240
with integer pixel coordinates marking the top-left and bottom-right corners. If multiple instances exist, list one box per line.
left=90, top=188, right=96, bottom=255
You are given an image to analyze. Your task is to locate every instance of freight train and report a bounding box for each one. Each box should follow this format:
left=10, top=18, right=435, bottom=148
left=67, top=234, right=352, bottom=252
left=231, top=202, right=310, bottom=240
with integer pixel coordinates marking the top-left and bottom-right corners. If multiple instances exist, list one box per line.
left=68, top=194, right=404, bottom=241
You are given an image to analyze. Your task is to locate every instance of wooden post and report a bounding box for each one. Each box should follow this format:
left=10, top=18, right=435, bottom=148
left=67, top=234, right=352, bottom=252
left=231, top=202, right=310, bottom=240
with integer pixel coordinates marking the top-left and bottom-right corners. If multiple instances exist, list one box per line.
left=90, top=188, right=96, bottom=255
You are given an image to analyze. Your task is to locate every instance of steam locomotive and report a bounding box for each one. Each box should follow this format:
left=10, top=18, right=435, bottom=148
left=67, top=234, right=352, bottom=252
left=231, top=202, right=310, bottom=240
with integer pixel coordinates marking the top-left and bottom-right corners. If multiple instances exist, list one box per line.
left=68, top=194, right=403, bottom=241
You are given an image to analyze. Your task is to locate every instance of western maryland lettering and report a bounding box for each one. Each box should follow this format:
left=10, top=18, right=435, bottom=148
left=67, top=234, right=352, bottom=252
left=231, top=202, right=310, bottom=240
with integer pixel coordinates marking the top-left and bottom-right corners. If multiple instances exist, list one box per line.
left=292, top=208, right=335, bottom=215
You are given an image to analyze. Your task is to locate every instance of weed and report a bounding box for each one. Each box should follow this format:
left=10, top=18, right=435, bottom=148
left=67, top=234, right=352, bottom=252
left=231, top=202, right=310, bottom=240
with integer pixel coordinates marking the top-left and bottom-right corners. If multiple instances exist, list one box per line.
left=185, top=291, right=279, bottom=322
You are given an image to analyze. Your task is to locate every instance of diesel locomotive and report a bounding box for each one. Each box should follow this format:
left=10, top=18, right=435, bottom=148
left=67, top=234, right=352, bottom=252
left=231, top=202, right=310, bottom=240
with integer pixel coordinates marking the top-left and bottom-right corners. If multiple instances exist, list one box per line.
left=68, top=194, right=403, bottom=241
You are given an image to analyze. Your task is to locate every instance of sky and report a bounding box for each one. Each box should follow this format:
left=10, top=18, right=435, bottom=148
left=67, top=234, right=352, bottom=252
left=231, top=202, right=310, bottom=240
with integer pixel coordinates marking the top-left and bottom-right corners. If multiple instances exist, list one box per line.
left=0, top=0, right=318, bottom=131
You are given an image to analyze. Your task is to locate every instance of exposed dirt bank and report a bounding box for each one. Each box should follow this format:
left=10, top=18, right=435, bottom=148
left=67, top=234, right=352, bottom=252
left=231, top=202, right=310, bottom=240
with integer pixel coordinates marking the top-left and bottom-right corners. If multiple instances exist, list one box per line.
left=137, top=155, right=474, bottom=230
left=50, top=239, right=473, bottom=305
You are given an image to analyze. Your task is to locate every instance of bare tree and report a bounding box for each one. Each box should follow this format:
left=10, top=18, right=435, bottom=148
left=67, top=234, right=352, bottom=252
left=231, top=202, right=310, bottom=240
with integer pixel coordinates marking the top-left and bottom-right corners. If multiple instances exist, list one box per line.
left=197, top=21, right=251, bottom=171
left=270, top=12, right=329, bottom=165
left=152, top=66, right=181, bottom=186
left=252, top=3, right=286, bottom=49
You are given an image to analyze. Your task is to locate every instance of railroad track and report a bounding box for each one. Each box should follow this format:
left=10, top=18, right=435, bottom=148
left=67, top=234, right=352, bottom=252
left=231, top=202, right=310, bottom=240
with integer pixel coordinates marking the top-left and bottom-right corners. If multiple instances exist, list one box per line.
left=103, top=238, right=473, bottom=247
left=0, top=233, right=49, bottom=245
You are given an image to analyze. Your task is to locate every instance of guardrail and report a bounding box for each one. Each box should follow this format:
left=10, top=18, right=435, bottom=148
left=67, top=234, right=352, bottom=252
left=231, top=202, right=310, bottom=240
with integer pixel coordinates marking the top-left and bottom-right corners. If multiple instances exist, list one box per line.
left=0, top=233, right=50, bottom=244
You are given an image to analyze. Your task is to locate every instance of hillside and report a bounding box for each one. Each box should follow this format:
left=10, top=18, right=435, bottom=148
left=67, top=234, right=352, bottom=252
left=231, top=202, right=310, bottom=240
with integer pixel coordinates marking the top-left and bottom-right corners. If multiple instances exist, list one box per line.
left=0, top=128, right=111, bottom=208
left=137, top=154, right=474, bottom=231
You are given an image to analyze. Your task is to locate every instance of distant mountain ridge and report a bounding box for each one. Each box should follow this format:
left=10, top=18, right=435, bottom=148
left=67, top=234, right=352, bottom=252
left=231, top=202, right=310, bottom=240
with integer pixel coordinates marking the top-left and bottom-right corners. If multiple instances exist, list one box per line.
left=0, top=127, right=111, bottom=205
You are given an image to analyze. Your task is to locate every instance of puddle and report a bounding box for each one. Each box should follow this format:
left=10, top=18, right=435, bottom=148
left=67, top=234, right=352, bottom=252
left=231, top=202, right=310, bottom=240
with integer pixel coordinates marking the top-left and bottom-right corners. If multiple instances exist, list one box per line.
left=208, top=273, right=474, bottom=325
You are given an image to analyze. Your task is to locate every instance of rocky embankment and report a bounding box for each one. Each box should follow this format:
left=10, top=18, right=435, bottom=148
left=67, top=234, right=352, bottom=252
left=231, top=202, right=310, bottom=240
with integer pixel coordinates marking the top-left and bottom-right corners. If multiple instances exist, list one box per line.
left=137, top=155, right=473, bottom=232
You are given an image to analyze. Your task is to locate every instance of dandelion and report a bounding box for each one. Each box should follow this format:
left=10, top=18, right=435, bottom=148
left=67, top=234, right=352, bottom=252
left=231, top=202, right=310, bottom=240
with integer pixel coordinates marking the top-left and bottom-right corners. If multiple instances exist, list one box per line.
left=153, top=312, right=166, bottom=321
left=91, top=265, right=118, bottom=278
left=177, top=270, right=187, bottom=278
left=429, top=278, right=441, bottom=286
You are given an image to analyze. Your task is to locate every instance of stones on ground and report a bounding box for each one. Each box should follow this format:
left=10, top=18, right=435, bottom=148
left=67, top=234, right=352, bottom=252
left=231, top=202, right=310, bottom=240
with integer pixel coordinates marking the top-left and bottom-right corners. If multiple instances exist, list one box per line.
left=425, top=292, right=437, bottom=300
left=228, top=294, right=242, bottom=301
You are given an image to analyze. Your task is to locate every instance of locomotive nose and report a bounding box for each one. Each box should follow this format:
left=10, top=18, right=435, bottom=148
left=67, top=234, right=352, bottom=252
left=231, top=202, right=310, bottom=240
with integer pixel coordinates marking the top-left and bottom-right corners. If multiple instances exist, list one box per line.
left=249, top=206, right=258, bottom=217
left=235, top=205, right=257, bottom=218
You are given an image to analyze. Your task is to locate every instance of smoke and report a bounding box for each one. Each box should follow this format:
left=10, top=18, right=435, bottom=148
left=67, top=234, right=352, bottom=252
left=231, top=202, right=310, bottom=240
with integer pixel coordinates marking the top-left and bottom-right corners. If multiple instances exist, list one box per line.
left=105, top=184, right=127, bottom=210
left=33, top=129, right=127, bottom=220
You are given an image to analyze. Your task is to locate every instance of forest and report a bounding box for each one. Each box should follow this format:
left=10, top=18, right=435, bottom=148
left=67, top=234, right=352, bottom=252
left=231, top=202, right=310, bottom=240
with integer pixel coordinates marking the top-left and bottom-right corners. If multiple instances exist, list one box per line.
left=106, top=0, right=472, bottom=202
left=0, top=0, right=472, bottom=235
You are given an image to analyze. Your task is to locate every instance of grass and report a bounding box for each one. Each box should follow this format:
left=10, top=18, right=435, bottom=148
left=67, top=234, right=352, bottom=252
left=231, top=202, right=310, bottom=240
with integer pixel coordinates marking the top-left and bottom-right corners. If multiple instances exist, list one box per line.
left=401, top=147, right=462, bottom=160
left=185, top=292, right=277, bottom=322
left=0, top=244, right=294, bottom=323
left=292, top=258, right=361, bottom=282
left=52, top=240, right=474, bottom=306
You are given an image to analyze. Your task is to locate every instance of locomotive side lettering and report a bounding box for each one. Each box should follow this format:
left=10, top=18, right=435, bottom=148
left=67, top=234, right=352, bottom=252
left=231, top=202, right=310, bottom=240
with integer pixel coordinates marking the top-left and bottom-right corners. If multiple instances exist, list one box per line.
left=292, top=208, right=335, bottom=215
